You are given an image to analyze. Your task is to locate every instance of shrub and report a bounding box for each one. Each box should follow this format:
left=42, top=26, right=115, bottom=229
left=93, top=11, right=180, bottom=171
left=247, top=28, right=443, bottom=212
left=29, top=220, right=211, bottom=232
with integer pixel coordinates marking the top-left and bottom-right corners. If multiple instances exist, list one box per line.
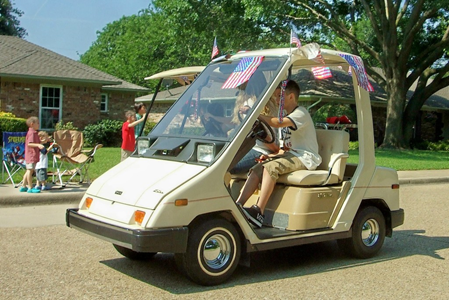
left=83, top=119, right=123, bottom=147
left=144, top=121, right=157, bottom=135
left=349, top=141, right=359, bottom=150
left=55, top=120, right=79, bottom=131
left=0, top=116, right=28, bottom=144
left=312, top=103, right=357, bottom=124
left=0, top=112, right=16, bottom=118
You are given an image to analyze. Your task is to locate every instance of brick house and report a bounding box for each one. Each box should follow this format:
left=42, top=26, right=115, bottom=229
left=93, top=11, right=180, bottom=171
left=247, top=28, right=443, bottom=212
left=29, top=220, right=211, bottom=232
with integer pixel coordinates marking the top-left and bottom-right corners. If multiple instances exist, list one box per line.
left=0, top=35, right=149, bottom=130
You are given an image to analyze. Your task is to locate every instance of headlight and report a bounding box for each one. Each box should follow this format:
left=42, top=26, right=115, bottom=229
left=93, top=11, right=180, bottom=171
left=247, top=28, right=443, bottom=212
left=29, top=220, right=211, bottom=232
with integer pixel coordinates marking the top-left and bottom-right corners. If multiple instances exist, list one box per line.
left=197, top=144, right=215, bottom=163
left=137, top=138, right=150, bottom=155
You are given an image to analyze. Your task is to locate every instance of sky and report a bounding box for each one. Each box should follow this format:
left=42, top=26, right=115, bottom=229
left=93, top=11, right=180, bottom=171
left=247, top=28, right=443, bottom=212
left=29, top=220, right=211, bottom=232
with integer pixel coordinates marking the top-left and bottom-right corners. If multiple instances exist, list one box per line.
left=14, top=0, right=151, bottom=61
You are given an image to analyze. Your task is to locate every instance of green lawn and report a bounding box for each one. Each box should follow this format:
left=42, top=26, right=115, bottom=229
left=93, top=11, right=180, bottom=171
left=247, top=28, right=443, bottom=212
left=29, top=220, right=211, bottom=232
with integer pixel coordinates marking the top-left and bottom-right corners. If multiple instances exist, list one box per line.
left=348, top=149, right=449, bottom=170
left=3, top=147, right=449, bottom=184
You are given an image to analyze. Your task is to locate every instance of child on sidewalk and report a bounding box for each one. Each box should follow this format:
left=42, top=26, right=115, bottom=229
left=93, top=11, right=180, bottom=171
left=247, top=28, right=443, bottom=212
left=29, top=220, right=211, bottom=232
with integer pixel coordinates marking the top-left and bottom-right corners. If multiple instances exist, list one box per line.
left=121, top=110, right=146, bottom=161
left=20, top=116, right=44, bottom=193
left=35, top=131, right=54, bottom=191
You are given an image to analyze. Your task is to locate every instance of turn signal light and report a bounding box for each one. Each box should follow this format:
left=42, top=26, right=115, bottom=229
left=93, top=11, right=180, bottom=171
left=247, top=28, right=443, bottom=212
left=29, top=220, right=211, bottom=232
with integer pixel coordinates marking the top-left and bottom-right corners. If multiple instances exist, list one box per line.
left=135, top=210, right=146, bottom=225
left=85, top=197, right=93, bottom=209
left=175, top=199, right=188, bottom=206
left=392, top=184, right=400, bottom=189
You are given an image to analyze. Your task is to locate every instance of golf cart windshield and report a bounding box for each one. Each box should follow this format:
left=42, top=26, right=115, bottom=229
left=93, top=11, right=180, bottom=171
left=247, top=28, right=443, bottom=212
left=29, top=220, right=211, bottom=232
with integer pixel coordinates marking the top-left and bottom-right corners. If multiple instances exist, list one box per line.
left=150, top=57, right=286, bottom=141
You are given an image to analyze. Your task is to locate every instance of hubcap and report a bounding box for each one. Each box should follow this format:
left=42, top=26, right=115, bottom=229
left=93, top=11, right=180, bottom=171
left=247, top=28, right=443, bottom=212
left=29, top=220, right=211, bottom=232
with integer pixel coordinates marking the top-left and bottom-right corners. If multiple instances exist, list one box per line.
left=203, top=233, right=232, bottom=270
left=361, top=218, right=379, bottom=247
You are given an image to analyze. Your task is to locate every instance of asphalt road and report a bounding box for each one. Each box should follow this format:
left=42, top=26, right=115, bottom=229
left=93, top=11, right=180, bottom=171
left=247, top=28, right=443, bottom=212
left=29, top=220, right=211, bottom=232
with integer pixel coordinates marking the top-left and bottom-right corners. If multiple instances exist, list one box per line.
left=1, top=183, right=448, bottom=299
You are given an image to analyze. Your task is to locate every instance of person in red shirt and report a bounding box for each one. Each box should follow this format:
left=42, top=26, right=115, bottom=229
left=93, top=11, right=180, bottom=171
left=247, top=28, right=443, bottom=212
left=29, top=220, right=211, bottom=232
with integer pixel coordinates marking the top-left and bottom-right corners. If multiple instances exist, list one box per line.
left=121, top=110, right=146, bottom=161
left=20, top=117, right=45, bottom=193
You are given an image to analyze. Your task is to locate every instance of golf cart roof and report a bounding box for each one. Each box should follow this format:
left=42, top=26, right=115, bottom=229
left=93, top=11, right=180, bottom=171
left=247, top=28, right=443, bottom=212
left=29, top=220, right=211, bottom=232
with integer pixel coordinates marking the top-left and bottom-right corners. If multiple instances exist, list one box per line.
left=145, top=66, right=205, bottom=81
left=228, top=44, right=351, bottom=69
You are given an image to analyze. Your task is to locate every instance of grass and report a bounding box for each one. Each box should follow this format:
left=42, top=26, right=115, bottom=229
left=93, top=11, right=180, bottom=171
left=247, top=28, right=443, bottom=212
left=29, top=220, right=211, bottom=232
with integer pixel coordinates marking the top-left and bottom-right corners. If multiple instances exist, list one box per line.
left=3, top=147, right=449, bottom=184
left=348, top=149, right=449, bottom=170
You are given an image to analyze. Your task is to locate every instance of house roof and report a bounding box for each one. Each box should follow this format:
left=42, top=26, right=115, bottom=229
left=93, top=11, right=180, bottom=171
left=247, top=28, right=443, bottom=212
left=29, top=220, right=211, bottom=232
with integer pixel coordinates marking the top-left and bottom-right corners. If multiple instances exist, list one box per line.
left=0, top=35, right=148, bottom=92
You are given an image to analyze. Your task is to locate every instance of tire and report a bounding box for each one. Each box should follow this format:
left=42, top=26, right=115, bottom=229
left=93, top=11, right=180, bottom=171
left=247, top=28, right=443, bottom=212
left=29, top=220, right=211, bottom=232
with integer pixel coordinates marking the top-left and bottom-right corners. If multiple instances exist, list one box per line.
left=338, top=206, right=386, bottom=259
left=175, top=218, right=241, bottom=286
left=113, top=244, right=157, bottom=260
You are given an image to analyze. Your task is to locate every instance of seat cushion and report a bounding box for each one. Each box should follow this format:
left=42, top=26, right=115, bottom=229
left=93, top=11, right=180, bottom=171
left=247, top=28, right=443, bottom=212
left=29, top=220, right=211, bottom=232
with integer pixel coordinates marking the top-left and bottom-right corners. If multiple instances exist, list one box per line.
left=277, top=170, right=339, bottom=186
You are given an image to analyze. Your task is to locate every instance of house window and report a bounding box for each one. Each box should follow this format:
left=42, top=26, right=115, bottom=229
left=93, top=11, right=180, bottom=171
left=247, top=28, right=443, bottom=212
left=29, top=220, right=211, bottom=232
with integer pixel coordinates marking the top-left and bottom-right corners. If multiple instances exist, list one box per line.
left=224, top=102, right=233, bottom=117
left=101, top=93, right=108, bottom=112
left=40, top=85, right=62, bottom=130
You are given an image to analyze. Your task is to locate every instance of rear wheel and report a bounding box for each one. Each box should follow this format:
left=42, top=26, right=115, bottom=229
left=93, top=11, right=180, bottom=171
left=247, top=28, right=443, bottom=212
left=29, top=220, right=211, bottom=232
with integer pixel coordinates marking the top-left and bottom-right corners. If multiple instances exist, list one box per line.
left=113, top=244, right=157, bottom=260
left=175, top=218, right=241, bottom=286
left=338, top=206, right=386, bottom=258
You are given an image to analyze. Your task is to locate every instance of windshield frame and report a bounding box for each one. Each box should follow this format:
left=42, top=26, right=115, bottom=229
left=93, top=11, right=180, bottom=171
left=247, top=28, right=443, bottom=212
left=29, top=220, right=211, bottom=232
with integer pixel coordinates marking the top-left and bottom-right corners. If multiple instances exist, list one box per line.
left=149, top=56, right=288, bottom=142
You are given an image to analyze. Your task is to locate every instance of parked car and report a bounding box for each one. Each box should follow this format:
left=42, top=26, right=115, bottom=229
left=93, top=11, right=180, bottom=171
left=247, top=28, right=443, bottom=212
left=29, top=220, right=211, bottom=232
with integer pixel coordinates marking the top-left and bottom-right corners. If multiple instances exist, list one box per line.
left=66, top=44, right=404, bottom=286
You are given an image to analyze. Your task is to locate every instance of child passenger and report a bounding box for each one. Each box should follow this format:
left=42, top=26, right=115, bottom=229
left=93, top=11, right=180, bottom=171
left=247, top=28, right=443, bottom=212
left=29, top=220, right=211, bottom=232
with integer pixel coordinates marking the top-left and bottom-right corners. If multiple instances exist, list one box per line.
left=20, top=117, right=44, bottom=193
left=35, top=131, right=54, bottom=190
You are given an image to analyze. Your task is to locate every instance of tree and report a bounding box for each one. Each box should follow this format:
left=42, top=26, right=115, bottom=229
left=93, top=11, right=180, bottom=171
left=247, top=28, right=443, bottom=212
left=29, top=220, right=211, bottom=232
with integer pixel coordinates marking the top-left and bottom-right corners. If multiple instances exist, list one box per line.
left=0, top=0, right=26, bottom=37
left=81, top=1, right=287, bottom=91
left=243, top=0, right=449, bottom=148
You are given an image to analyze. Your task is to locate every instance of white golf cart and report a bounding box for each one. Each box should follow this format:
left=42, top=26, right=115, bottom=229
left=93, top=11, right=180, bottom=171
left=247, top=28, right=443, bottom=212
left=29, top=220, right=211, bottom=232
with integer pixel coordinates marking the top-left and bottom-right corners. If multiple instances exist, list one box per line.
left=66, top=44, right=404, bottom=286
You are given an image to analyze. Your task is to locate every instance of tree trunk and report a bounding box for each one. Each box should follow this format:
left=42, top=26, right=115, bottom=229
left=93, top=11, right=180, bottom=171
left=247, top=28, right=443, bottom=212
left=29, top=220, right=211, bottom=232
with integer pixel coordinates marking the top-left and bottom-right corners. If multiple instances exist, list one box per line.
left=382, top=84, right=408, bottom=149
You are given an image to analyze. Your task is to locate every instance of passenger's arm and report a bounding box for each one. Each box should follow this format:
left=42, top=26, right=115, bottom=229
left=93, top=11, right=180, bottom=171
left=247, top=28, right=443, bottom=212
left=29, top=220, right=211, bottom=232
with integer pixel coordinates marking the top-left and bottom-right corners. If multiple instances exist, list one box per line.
left=258, top=114, right=295, bottom=128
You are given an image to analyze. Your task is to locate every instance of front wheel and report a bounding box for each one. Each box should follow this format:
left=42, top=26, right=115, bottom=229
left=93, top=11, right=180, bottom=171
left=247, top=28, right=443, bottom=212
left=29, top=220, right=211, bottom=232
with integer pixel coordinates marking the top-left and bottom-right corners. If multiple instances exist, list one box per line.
left=175, top=218, right=241, bottom=286
left=338, top=206, right=386, bottom=259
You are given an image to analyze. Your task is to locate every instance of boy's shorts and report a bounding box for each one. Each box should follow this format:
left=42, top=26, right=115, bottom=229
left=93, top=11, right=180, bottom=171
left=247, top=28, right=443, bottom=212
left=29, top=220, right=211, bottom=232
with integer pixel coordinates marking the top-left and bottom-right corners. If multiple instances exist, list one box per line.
left=26, top=163, right=36, bottom=170
left=250, top=151, right=307, bottom=181
left=36, top=168, right=48, bottom=181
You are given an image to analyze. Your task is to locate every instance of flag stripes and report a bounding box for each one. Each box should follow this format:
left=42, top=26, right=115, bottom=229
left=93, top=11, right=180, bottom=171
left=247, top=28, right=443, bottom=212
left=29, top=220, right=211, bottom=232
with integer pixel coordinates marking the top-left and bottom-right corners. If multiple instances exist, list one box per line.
left=222, top=56, right=264, bottom=89
left=312, top=67, right=332, bottom=79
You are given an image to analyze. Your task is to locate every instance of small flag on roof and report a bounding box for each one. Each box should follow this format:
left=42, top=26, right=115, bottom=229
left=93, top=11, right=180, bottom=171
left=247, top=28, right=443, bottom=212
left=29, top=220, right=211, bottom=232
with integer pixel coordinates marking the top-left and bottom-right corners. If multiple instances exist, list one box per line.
left=290, top=30, right=301, bottom=48
left=211, top=37, right=219, bottom=59
left=313, top=50, right=326, bottom=64
left=222, top=56, right=264, bottom=89
left=312, top=67, right=332, bottom=79
left=338, top=54, right=374, bottom=92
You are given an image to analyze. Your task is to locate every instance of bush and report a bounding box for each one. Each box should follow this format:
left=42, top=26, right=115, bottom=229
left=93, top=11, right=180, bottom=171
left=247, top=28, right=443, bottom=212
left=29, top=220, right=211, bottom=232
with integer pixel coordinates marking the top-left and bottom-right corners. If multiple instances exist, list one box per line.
left=144, top=121, right=157, bottom=135
left=313, top=103, right=357, bottom=124
left=55, top=120, right=79, bottom=131
left=0, top=116, right=28, bottom=144
left=83, top=119, right=123, bottom=147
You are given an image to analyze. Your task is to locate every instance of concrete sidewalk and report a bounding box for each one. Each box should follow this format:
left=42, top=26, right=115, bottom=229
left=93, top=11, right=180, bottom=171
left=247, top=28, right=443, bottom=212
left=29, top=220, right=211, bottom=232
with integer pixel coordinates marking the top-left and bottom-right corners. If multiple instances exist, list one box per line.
left=1, top=169, right=449, bottom=207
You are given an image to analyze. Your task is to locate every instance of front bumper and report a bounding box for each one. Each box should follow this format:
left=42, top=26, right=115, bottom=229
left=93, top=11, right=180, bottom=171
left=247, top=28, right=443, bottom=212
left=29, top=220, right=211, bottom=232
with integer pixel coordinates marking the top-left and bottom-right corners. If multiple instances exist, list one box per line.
left=66, top=208, right=188, bottom=253
left=391, top=208, right=405, bottom=228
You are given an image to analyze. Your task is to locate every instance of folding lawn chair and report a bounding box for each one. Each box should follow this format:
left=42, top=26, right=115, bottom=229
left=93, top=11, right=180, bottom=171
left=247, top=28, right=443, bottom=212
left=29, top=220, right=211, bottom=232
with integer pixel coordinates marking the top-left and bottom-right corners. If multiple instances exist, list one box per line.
left=2, top=132, right=27, bottom=187
left=52, top=130, right=102, bottom=187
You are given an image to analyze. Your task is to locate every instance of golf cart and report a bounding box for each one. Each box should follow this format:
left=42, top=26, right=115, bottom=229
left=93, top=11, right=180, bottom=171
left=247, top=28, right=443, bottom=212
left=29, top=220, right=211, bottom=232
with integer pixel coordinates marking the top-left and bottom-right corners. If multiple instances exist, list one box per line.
left=66, top=44, right=404, bottom=286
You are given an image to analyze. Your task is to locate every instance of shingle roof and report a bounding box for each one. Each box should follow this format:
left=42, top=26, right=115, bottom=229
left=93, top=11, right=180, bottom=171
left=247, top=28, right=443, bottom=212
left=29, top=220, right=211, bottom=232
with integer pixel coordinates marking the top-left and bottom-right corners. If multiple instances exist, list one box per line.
left=0, top=35, right=148, bottom=92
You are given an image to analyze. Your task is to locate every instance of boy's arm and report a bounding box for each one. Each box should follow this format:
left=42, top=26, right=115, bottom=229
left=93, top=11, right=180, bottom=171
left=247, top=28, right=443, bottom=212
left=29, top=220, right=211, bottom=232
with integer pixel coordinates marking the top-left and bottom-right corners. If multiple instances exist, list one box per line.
left=128, top=114, right=146, bottom=128
left=28, top=143, right=44, bottom=149
left=258, top=114, right=295, bottom=129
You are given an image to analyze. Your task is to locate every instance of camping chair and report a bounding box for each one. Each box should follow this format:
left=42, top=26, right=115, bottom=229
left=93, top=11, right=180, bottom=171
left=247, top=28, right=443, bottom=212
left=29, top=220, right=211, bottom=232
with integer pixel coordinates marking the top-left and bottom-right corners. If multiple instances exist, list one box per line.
left=52, top=130, right=102, bottom=187
left=2, top=132, right=27, bottom=187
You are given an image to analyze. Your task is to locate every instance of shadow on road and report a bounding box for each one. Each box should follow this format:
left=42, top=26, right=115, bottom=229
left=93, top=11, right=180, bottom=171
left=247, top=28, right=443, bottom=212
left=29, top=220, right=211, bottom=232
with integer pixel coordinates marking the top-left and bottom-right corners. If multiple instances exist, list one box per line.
left=100, top=229, right=448, bottom=294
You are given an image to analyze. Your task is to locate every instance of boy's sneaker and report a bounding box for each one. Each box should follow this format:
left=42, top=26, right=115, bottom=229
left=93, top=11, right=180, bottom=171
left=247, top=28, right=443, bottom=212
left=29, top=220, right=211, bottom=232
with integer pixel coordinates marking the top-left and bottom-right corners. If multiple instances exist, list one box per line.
left=41, top=185, right=47, bottom=191
left=242, top=205, right=264, bottom=228
left=27, top=188, right=41, bottom=193
left=19, top=187, right=28, bottom=192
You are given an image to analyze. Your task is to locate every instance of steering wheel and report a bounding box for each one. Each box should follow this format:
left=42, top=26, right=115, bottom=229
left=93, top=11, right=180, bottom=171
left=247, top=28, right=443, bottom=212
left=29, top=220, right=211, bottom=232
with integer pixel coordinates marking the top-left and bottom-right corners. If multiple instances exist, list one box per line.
left=252, top=118, right=275, bottom=143
left=201, top=115, right=227, bottom=137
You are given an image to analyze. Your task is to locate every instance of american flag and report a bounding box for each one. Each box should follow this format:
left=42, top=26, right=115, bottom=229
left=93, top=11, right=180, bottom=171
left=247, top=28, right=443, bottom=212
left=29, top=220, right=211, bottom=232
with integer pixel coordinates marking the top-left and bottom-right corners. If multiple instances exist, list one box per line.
left=338, top=54, right=374, bottom=92
left=314, top=50, right=325, bottom=64
left=290, top=30, right=301, bottom=48
left=312, top=67, right=332, bottom=79
left=222, top=56, right=264, bottom=89
left=211, top=37, right=219, bottom=59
